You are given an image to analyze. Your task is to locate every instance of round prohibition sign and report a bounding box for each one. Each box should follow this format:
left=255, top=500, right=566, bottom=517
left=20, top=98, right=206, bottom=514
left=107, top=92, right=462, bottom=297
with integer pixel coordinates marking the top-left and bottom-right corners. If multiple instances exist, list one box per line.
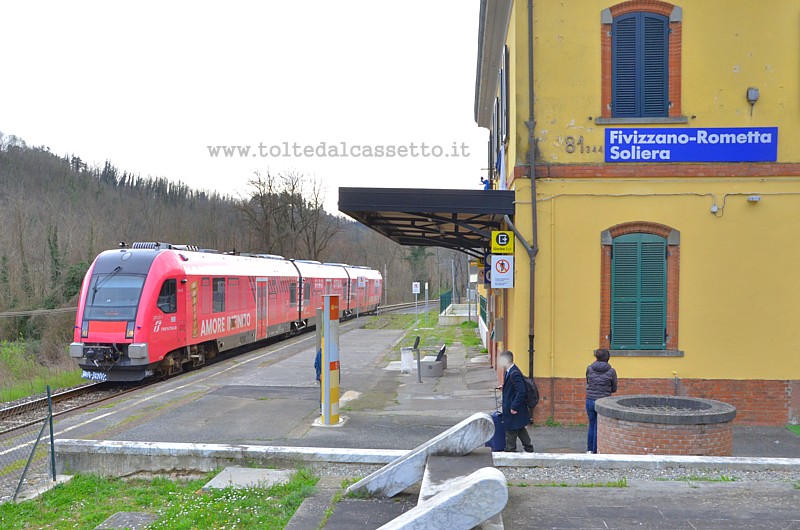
left=495, top=259, right=510, bottom=274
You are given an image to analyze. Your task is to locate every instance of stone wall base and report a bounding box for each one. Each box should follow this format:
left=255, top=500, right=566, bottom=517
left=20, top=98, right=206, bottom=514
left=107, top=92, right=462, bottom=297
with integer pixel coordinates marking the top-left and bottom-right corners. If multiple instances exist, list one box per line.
left=597, top=416, right=733, bottom=456
left=532, top=377, right=798, bottom=427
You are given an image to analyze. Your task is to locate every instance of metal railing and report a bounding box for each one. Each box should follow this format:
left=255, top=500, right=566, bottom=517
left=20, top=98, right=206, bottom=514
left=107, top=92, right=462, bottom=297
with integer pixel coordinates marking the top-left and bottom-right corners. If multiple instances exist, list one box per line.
left=1, top=386, right=57, bottom=503
left=439, top=290, right=452, bottom=314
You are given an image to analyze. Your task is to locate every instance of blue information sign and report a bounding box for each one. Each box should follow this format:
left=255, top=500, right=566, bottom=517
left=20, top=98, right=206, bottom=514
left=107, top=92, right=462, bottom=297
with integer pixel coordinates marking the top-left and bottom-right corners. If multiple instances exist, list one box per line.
left=605, top=127, right=778, bottom=163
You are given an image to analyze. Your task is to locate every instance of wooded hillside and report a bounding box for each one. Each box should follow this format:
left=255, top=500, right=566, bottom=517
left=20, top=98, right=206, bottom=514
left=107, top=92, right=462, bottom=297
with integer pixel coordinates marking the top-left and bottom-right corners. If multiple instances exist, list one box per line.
left=0, top=132, right=469, bottom=350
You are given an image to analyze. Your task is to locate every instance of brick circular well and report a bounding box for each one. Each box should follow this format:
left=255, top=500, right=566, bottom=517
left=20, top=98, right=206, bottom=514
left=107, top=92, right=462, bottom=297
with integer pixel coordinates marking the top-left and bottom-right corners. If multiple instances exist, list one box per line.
left=595, top=395, right=736, bottom=456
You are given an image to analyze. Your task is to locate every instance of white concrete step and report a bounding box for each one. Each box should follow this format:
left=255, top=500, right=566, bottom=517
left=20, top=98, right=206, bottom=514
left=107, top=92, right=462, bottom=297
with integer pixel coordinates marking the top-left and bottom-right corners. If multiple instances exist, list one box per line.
left=378, top=467, right=507, bottom=530
left=345, top=412, right=495, bottom=498
left=419, top=449, right=504, bottom=529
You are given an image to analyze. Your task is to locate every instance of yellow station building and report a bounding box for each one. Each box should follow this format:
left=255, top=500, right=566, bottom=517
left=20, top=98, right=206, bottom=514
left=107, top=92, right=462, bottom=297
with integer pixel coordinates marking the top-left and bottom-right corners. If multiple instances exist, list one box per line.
left=341, top=0, right=799, bottom=426
left=474, top=0, right=799, bottom=426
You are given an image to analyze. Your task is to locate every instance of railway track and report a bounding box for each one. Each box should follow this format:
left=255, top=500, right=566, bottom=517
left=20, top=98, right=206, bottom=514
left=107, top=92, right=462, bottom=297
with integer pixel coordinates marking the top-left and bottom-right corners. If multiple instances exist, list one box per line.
left=0, top=382, right=137, bottom=437
left=0, top=301, right=436, bottom=436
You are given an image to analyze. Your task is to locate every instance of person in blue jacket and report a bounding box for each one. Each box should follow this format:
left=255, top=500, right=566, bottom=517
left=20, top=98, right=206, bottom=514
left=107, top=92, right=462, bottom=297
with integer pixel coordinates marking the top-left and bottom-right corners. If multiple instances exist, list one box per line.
left=499, top=350, right=533, bottom=452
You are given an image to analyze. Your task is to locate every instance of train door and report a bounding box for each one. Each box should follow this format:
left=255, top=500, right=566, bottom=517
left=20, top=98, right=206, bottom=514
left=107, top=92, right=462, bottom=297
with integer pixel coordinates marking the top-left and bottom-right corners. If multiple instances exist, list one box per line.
left=325, top=279, right=332, bottom=295
left=153, top=278, right=183, bottom=352
left=256, top=278, right=268, bottom=340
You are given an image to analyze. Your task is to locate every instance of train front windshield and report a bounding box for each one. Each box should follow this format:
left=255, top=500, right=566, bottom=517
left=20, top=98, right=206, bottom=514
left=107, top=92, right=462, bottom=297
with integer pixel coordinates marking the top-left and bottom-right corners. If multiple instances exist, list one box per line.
left=84, top=272, right=146, bottom=321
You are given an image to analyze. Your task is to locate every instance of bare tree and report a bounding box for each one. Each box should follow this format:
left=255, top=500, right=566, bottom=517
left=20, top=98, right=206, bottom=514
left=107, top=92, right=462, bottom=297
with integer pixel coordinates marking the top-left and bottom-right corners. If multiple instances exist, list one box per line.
left=299, top=178, right=343, bottom=261
left=237, top=170, right=284, bottom=254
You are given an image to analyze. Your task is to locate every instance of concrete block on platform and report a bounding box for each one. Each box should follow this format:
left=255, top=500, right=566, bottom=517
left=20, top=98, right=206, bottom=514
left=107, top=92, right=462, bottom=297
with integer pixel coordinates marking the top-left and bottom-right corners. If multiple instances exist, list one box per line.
left=421, top=355, right=447, bottom=369
left=94, top=512, right=157, bottom=530
left=420, top=360, right=444, bottom=378
left=202, top=467, right=292, bottom=491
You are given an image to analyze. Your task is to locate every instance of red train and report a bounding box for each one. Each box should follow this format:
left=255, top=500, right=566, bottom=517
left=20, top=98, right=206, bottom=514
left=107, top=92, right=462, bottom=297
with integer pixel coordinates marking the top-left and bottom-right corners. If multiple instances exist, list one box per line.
left=70, top=242, right=382, bottom=382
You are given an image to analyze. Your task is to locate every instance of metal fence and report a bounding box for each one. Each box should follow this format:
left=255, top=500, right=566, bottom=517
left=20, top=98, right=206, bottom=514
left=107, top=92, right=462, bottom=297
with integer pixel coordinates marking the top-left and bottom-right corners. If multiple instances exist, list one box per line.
left=439, top=290, right=452, bottom=314
left=0, top=388, right=57, bottom=503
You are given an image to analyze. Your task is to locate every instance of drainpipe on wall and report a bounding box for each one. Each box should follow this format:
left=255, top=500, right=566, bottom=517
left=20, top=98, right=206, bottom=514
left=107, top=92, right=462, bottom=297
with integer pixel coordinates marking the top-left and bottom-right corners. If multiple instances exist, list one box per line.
left=526, top=0, right=540, bottom=382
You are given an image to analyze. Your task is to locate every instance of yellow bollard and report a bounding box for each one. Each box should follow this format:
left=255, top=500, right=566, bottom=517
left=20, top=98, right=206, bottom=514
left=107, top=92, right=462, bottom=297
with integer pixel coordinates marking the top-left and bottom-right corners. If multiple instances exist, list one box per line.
left=321, top=295, right=341, bottom=425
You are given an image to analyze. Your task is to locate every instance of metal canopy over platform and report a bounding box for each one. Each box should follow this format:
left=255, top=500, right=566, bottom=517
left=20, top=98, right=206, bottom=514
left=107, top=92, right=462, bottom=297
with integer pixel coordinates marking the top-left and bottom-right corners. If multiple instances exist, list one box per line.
left=338, top=187, right=515, bottom=258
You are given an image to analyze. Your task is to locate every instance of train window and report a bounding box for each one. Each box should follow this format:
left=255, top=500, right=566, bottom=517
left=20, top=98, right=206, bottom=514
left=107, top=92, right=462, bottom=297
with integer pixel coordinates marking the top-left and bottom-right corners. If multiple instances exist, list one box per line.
left=228, top=278, right=240, bottom=311
left=303, top=281, right=312, bottom=303
left=157, top=279, right=177, bottom=314
left=213, top=278, right=226, bottom=313
left=289, top=282, right=297, bottom=305
left=201, top=277, right=212, bottom=315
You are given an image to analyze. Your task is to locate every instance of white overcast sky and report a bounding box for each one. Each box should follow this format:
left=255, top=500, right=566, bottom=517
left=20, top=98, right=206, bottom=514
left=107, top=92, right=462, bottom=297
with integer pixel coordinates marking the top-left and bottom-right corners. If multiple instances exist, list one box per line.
left=0, top=1, right=487, bottom=213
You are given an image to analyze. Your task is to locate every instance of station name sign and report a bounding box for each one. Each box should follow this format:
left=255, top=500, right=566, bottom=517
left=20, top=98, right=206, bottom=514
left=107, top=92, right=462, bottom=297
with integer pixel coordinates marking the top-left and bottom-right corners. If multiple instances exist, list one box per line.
left=605, top=127, right=778, bottom=163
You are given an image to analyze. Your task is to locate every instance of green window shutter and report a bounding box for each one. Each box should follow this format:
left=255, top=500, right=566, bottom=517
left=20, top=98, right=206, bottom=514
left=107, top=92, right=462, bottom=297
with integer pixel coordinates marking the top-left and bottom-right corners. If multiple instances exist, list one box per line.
left=612, top=14, right=638, bottom=117
left=612, top=12, right=669, bottom=118
left=611, top=233, right=666, bottom=349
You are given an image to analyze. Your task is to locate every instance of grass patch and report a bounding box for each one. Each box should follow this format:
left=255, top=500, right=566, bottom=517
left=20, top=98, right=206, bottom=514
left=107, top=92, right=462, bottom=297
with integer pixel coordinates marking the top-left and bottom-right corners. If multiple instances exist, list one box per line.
left=786, top=425, right=800, bottom=437
left=0, top=469, right=318, bottom=529
left=531, top=478, right=628, bottom=488
left=0, top=341, right=84, bottom=403
left=320, top=478, right=360, bottom=528
left=543, top=416, right=562, bottom=427
left=389, top=310, right=484, bottom=358
left=680, top=475, right=737, bottom=483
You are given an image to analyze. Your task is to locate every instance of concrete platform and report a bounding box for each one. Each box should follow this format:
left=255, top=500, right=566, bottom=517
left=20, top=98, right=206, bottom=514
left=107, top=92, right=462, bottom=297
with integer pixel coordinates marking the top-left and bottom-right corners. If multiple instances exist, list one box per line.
left=201, top=466, right=292, bottom=491
left=325, top=497, right=415, bottom=529
left=503, top=480, right=800, bottom=530
left=45, top=319, right=800, bottom=527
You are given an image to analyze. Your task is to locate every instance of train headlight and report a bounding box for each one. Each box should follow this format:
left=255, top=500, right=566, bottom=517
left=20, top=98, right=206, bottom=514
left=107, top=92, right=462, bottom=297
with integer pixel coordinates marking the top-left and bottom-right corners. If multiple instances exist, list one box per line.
left=81, top=321, right=89, bottom=338
left=128, top=343, right=148, bottom=359
left=126, top=321, right=135, bottom=339
left=69, top=342, right=84, bottom=358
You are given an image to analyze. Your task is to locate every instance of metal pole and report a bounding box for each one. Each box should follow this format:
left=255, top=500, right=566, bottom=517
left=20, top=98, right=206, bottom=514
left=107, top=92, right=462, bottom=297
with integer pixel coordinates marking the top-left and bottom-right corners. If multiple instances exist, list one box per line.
left=424, top=283, right=429, bottom=326
left=416, top=346, right=422, bottom=384
left=48, top=385, right=56, bottom=481
left=451, top=258, right=455, bottom=304
left=467, top=257, right=471, bottom=324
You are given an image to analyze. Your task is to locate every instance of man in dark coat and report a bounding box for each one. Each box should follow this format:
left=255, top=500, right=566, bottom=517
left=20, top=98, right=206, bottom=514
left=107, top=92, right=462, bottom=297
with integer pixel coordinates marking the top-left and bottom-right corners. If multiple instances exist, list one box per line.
left=499, top=350, right=533, bottom=452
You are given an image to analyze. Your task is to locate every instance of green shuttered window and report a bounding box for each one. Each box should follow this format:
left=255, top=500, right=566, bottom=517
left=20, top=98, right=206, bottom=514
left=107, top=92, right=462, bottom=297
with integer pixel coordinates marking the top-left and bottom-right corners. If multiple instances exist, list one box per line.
left=611, top=233, right=667, bottom=349
left=612, top=12, right=669, bottom=118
